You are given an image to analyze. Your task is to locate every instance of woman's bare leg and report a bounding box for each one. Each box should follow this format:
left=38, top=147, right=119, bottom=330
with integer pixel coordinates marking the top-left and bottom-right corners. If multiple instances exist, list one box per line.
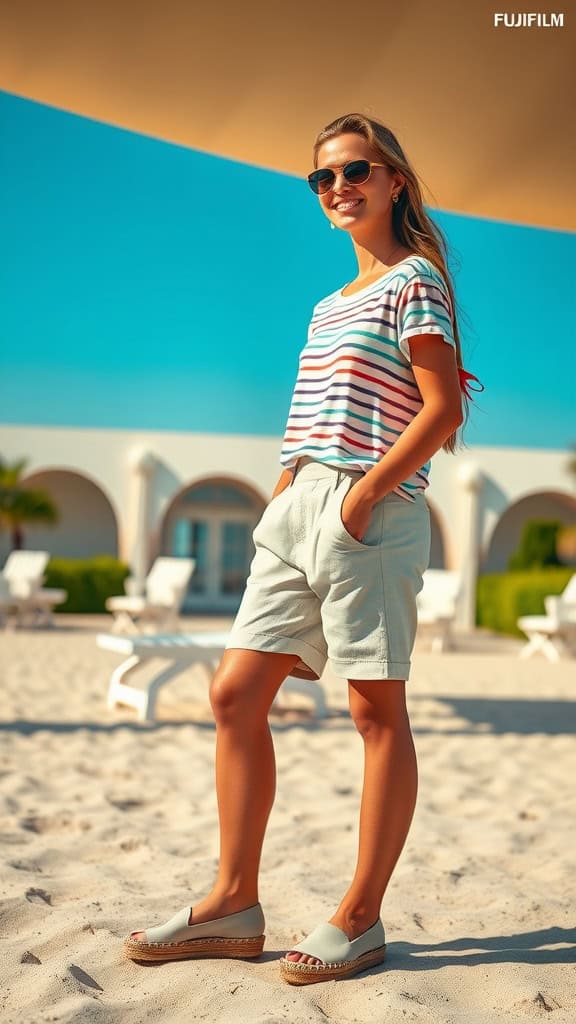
left=285, top=679, right=417, bottom=964
left=131, top=648, right=300, bottom=937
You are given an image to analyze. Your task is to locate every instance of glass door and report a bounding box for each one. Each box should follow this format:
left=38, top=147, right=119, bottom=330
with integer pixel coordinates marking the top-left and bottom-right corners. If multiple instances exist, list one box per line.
left=165, top=482, right=262, bottom=612
left=172, top=518, right=210, bottom=596
left=171, top=513, right=256, bottom=611
left=221, top=521, right=253, bottom=596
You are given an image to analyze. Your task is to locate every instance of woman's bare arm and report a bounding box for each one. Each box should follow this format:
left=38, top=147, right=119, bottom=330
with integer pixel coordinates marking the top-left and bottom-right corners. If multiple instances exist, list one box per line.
left=355, top=335, right=463, bottom=507
left=271, top=467, right=294, bottom=499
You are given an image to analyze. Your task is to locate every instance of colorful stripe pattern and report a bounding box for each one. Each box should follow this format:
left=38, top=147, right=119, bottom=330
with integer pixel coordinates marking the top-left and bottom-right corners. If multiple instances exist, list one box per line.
left=279, top=256, right=457, bottom=501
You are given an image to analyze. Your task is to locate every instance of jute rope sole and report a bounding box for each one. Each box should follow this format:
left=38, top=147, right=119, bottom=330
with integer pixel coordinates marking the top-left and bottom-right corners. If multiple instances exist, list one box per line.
left=124, top=933, right=265, bottom=963
left=279, top=944, right=386, bottom=984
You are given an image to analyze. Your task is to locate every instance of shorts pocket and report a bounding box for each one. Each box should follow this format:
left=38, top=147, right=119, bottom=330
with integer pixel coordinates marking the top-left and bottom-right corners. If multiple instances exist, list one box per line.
left=334, top=477, right=384, bottom=549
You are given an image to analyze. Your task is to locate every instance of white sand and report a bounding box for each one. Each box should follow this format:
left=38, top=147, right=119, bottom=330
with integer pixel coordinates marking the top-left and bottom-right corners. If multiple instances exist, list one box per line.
left=1, top=616, right=575, bottom=1023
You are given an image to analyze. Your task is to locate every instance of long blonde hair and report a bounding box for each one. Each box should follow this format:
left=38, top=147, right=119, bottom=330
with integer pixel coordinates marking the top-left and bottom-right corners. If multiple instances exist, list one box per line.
left=313, top=112, right=469, bottom=453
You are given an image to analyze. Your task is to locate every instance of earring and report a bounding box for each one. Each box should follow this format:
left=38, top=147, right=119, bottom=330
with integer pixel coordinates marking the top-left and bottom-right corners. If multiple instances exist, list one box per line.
left=392, top=193, right=399, bottom=203
left=330, top=223, right=336, bottom=230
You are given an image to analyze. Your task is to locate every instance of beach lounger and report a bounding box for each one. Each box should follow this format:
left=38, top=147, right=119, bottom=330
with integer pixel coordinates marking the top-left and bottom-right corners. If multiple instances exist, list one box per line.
left=416, top=569, right=462, bottom=652
left=1, top=550, right=49, bottom=595
left=105, top=557, right=196, bottom=634
left=0, top=550, right=67, bottom=627
left=97, top=631, right=328, bottom=721
left=517, top=574, right=576, bottom=662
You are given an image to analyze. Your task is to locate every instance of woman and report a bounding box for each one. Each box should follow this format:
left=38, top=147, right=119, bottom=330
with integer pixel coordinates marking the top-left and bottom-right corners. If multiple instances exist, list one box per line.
left=125, top=112, right=479, bottom=985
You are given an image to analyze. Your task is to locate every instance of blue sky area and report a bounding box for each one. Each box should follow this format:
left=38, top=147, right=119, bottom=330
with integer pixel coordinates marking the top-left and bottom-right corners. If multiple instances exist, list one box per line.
left=1, top=91, right=574, bottom=449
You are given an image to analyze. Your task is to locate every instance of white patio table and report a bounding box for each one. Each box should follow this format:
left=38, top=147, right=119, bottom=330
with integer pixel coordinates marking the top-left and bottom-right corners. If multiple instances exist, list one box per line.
left=97, top=630, right=328, bottom=721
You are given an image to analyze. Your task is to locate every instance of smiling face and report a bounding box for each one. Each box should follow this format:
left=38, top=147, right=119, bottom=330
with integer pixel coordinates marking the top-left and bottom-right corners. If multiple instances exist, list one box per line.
left=315, top=132, right=403, bottom=234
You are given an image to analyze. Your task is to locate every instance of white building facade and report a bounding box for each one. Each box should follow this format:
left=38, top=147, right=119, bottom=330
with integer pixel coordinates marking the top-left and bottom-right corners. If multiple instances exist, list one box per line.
left=1, top=425, right=575, bottom=628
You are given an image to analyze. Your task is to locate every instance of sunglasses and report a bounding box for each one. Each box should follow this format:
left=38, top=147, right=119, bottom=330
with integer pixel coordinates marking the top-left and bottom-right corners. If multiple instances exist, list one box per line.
left=307, top=160, right=389, bottom=195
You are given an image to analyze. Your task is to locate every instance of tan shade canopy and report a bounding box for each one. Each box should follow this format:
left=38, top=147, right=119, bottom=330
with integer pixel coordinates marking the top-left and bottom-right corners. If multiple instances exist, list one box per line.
left=2, top=0, right=575, bottom=231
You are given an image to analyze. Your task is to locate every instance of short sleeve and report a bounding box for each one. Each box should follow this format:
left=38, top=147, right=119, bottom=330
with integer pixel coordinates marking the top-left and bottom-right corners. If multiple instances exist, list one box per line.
left=397, top=272, right=456, bottom=361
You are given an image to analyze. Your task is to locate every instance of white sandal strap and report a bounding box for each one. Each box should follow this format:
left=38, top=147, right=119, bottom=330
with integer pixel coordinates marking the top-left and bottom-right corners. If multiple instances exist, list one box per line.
left=144, top=903, right=265, bottom=943
left=290, top=919, right=385, bottom=965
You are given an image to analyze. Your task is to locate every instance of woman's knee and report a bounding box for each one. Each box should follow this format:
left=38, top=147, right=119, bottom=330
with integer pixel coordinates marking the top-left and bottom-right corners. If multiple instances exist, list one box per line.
left=209, top=648, right=300, bottom=724
left=348, top=679, right=409, bottom=738
left=209, top=672, right=257, bottom=725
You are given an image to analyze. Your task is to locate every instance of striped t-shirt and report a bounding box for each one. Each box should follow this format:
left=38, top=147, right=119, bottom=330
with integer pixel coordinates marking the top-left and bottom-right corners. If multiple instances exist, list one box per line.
left=279, top=255, right=456, bottom=501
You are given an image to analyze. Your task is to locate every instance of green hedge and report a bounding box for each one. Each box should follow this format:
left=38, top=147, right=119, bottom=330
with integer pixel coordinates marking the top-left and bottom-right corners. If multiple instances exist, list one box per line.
left=44, top=555, right=130, bottom=613
left=508, top=519, right=561, bottom=570
left=44, top=559, right=575, bottom=627
left=476, top=568, right=574, bottom=637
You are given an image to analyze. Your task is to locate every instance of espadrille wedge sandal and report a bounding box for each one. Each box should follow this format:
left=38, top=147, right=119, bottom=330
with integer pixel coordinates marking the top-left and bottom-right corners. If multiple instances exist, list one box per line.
left=279, top=918, right=386, bottom=985
left=124, top=902, right=265, bottom=963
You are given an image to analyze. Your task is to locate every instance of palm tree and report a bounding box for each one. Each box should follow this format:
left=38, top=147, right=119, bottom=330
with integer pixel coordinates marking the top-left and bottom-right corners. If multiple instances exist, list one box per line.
left=0, top=457, right=59, bottom=551
left=567, top=443, right=576, bottom=487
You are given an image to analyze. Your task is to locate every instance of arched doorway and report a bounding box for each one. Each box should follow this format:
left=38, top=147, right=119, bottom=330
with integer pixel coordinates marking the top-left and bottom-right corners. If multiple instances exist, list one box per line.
left=159, top=478, right=265, bottom=612
left=2, top=468, right=120, bottom=561
left=482, top=490, right=576, bottom=573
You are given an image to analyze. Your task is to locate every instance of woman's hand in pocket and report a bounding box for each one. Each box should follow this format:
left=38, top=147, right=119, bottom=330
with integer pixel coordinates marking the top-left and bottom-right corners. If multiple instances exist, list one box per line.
left=340, top=483, right=375, bottom=543
left=270, top=468, right=294, bottom=502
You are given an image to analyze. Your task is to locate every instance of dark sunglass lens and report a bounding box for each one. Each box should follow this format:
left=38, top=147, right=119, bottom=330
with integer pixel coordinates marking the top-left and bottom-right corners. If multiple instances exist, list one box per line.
left=344, top=160, right=371, bottom=184
left=308, top=169, right=335, bottom=194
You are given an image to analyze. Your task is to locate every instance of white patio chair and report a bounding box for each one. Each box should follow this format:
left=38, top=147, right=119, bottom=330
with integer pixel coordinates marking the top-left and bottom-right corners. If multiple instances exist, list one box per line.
left=105, top=556, right=196, bottom=634
left=0, top=550, right=67, bottom=627
left=517, top=574, right=576, bottom=662
left=1, top=550, right=49, bottom=596
left=97, top=630, right=328, bottom=721
left=416, top=569, right=462, bottom=652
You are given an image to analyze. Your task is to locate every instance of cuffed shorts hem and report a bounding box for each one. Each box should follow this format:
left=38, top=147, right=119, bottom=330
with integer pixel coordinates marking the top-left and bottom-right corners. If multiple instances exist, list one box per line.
left=329, top=658, right=411, bottom=681
left=224, top=630, right=327, bottom=681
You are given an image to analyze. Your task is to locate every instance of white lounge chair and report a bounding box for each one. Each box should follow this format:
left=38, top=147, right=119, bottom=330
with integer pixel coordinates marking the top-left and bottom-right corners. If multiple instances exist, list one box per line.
left=517, top=574, right=576, bottom=662
left=97, top=631, right=328, bottom=721
left=2, top=550, right=49, bottom=595
left=0, top=550, right=67, bottom=627
left=105, top=557, right=196, bottom=634
left=416, top=569, right=461, bottom=652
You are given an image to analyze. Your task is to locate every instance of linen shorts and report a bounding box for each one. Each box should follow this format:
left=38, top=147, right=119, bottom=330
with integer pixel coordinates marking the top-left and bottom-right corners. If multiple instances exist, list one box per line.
left=224, top=456, right=431, bottom=681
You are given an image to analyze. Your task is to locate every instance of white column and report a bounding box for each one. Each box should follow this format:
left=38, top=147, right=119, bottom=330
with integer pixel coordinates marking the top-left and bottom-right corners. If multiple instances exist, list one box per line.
left=127, top=448, right=157, bottom=595
left=456, top=462, right=484, bottom=631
